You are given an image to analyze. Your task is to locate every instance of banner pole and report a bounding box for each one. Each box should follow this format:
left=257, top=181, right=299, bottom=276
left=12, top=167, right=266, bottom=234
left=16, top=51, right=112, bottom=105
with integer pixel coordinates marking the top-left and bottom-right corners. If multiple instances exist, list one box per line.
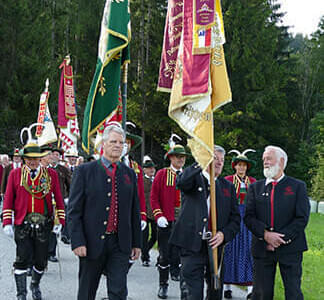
left=121, top=63, right=128, bottom=131
left=209, top=156, right=220, bottom=288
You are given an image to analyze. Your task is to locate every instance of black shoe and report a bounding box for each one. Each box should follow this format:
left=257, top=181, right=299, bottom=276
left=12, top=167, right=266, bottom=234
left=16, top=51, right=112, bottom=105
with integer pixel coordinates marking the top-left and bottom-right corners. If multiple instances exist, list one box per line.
left=15, top=273, right=27, bottom=300
left=48, top=255, right=58, bottom=263
left=142, top=261, right=150, bottom=267
left=30, top=269, right=43, bottom=300
left=224, top=290, right=232, bottom=299
left=171, top=275, right=180, bottom=281
left=246, top=292, right=252, bottom=299
left=158, top=286, right=168, bottom=299
left=61, top=235, right=71, bottom=244
left=27, top=267, right=32, bottom=277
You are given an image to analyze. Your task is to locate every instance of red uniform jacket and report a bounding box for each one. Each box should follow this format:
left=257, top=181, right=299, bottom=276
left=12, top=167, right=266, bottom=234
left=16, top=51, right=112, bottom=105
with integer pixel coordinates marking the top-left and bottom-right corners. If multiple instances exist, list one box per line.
left=2, top=167, right=65, bottom=226
left=129, top=160, right=147, bottom=221
left=150, top=167, right=180, bottom=222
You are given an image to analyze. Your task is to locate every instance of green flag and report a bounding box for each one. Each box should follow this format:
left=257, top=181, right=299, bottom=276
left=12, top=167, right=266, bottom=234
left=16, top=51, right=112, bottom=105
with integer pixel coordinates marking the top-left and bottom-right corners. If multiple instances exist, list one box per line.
left=82, top=0, right=130, bottom=153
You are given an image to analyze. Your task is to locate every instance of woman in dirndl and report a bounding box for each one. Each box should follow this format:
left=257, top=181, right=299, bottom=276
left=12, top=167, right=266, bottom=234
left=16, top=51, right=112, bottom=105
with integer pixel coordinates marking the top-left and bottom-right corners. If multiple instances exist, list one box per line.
left=223, top=149, right=256, bottom=299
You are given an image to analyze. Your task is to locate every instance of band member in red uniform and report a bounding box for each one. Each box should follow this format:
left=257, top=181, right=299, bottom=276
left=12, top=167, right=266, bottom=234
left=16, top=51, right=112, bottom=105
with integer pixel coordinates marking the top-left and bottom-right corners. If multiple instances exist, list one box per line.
left=223, top=149, right=256, bottom=299
left=2, top=124, right=65, bottom=300
left=151, top=142, right=190, bottom=299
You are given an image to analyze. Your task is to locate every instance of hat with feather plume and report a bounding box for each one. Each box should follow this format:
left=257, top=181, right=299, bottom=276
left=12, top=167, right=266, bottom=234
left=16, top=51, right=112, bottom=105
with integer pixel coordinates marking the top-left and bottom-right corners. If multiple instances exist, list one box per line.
left=125, top=121, right=142, bottom=151
left=142, top=155, right=156, bottom=168
left=20, top=123, right=49, bottom=158
left=228, top=149, right=256, bottom=171
left=164, top=133, right=191, bottom=160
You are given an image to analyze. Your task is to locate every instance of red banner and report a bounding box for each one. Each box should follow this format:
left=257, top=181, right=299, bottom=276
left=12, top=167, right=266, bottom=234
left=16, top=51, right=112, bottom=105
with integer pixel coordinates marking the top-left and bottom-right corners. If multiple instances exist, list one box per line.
left=36, top=92, right=49, bottom=137
left=157, top=0, right=184, bottom=92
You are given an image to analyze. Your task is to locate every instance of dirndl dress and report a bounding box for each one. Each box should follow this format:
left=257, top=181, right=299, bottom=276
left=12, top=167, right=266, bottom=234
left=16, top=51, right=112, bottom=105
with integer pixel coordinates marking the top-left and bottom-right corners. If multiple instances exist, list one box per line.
left=223, top=178, right=253, bottom=285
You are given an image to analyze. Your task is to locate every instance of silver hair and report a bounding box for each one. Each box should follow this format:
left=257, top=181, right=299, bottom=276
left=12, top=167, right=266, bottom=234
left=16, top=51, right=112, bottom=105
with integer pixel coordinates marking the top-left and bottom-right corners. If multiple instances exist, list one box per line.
left=102, top=125, right=126, bottom=142
left=214, top=145, right=226, bottom=156
left=264, top=145, right=288, bottom=169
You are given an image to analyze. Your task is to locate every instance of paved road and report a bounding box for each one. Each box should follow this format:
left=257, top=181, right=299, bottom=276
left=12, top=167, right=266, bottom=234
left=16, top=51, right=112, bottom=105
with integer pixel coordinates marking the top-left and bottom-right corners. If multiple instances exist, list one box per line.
left=0, top=227, right=247, bottom=299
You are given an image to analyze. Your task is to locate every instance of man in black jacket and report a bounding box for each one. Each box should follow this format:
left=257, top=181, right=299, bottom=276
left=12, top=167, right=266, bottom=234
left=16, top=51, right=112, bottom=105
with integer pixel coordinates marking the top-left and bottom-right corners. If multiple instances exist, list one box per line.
left=244, top=145, right=310, bottom=300
left=68, top=124, right=141, bottom=300
left=169, top=145, right=240, bottom=300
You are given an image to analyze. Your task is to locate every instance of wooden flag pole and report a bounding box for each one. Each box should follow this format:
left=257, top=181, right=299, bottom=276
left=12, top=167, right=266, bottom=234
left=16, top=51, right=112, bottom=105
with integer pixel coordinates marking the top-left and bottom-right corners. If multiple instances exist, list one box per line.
left=209, top=157, right=220, bottom=288
left=121, top=63, right=128, bottom=131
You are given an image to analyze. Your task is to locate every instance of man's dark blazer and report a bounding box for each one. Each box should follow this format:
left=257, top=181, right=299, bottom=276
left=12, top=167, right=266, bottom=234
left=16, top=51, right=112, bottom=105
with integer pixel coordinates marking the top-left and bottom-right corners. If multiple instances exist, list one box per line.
left=1, top=164, right=13, bottom=195
left=52, top=164, right=71, bottom=199
left=244, top=176, right=310, bottom=258
left=67, top=160, right=141, bottom=259
left=169, top=164, right=240, bottom=252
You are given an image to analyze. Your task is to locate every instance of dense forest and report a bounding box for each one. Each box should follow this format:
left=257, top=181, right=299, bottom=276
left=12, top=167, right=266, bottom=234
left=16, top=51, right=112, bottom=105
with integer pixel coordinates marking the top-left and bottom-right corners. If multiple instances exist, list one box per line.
left=0, top=0, right=323, bottom=199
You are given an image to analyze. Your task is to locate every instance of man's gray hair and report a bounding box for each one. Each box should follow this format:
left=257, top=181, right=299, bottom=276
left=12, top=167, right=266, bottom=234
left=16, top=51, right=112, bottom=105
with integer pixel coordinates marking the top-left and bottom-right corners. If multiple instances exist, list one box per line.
left=264, top=145, right=288, bottom=169
left=102, top=124, right=126, bottom=142
left=214, top=145, right=226, bottom=156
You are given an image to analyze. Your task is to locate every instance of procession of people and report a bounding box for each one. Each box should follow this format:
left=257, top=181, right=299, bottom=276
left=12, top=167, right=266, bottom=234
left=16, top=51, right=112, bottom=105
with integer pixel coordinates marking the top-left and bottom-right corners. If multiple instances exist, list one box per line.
left=0, top=120, right=311, bottom=300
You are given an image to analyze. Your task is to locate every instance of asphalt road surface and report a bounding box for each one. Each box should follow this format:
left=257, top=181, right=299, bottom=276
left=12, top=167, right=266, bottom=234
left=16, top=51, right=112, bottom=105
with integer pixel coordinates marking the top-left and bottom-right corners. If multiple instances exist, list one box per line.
left=0, top=227, right=248, bottom=299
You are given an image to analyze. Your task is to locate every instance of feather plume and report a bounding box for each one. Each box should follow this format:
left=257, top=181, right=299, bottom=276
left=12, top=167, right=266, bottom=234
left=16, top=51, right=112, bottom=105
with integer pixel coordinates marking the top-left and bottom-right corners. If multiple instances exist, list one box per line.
left=168, top=133, right=182, bottom=148
left=20, top=123, right=44, bottom=145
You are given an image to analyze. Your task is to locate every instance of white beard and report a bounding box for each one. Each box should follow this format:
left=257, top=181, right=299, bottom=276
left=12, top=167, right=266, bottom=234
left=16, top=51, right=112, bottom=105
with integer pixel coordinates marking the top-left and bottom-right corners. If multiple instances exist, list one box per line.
left=263, top=163, right=280, bottom=179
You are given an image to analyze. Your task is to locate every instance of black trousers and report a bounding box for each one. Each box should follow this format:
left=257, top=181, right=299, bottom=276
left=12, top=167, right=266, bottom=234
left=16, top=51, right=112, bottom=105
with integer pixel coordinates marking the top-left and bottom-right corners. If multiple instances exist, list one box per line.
left=77, top=234, right=129, bottom=300
left=180, top=242, right=224, bottom=300
left=141, top=219, right=157, bottom=262
left=157, top=223, right=181, bottom=278
left=48, top=232, right=57, bottom=257
left=61, top=202, right=70, bottom=239
left=252, top=251, right=304, bottom=300
left=14, top=223, right=51, bottom=271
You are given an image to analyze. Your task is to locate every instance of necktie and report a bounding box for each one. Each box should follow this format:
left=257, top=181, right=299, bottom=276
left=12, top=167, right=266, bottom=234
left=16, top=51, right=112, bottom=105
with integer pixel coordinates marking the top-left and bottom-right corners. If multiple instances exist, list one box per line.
left=109, top=163, right=117, bottom=172
left=270, top=181, right=278, bottom=229
left=31, top=170, right=36, bottom=179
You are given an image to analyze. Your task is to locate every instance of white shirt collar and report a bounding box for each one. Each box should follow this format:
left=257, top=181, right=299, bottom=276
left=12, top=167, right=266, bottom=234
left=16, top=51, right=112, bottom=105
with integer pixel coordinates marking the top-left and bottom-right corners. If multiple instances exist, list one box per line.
left=123, top=155, right=130, bottom=167
left=265, top=173, right=285, bottom=185
left=202, top=170, right=218, bottom=185
left=26, top=165, right=40, bottom=173
left=144, top=174, right=154, bottom=180
left=170, top=164, right=182, bottom=173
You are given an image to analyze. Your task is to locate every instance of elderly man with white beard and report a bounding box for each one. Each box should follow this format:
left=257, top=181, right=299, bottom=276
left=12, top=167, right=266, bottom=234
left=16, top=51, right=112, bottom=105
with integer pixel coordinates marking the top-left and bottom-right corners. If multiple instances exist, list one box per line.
left=244, top=145, right=310, bottom=300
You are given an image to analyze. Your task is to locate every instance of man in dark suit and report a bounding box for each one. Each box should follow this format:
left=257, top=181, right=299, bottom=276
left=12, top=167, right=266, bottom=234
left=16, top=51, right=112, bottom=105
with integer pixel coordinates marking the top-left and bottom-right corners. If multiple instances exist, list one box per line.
left=1, top=148, right=22, bottom=196
left=244, top=145, right=310, bottom=300
left=47, top=146, right=72, bottom=263
left=67, top=124, right=142, bottom=300
left=50, top=147, right=72, bottom=245
left=141, top=155, right=157, bottom=266
left=169, top=145, right=240, bottom=300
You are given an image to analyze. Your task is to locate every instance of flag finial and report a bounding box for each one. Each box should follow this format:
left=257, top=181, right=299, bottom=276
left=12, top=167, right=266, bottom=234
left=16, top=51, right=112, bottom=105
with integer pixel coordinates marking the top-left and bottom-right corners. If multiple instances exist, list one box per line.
left=45, top=78, right=49, bottom=92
